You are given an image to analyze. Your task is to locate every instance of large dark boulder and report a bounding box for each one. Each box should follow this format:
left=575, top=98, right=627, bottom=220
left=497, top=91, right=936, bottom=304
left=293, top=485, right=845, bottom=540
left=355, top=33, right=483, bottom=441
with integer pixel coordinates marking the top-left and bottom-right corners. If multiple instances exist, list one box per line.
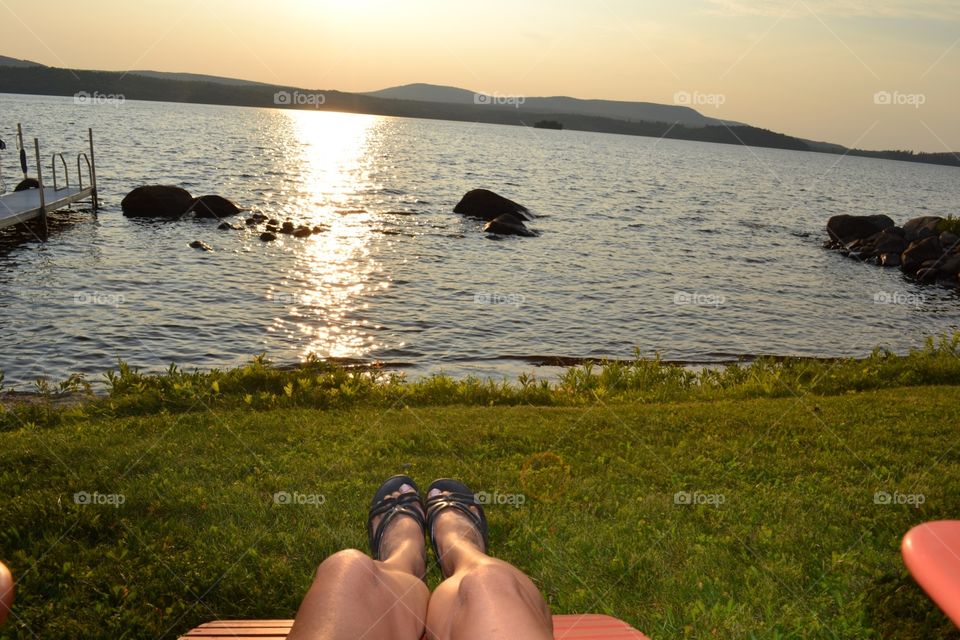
left=483, top=212, right=538, bottom=237
left=826, top=214, right=895, bottom=245
left=122, top=185, right=194, bottom=218
left=454, top=189, right=531, bottom=222
left=188, top=195, right=243, bottom=219
left=901, top=236, right=943, bottom=274
left=903, top=216, right=943, bottom=243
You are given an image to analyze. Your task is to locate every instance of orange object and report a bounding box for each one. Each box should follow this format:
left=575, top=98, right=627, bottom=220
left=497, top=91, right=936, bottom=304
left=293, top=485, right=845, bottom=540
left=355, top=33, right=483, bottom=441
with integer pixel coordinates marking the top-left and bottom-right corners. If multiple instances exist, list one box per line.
left=0, top=561, right=13, bottom=627
left=179, top=614, right=649, bottom=639
left=902, top=520, right=960, bottom=627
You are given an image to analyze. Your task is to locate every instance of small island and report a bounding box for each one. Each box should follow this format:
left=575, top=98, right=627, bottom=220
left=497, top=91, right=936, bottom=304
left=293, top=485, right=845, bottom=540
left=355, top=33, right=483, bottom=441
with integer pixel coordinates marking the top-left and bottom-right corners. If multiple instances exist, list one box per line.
left=533, top=119, right=563, bottom=130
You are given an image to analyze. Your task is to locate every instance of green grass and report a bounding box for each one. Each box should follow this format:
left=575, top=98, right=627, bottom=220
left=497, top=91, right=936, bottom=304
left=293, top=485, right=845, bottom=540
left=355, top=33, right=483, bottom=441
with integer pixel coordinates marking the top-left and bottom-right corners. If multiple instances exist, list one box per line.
left=3, top=342, right=960, bottom=638
left=937, top=215, right=960, bottom=235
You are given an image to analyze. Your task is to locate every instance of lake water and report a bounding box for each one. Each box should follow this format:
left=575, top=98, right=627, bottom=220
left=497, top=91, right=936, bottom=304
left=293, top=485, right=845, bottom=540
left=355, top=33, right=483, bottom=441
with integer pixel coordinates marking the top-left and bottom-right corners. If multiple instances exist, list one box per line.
left=1, top=93, right=959, bottom=388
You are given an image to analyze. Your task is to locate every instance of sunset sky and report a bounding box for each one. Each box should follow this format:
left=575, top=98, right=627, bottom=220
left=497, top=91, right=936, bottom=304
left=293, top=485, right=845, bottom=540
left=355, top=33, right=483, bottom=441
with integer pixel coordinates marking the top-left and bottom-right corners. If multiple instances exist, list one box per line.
left=1, top=0, right=957, bottom=151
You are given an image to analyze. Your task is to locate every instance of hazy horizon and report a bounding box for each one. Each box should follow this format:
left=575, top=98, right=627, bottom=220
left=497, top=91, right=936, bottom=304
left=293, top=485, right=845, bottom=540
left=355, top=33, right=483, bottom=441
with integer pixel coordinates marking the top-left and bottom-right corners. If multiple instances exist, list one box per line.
left=1, top=0, right=958, bottom=152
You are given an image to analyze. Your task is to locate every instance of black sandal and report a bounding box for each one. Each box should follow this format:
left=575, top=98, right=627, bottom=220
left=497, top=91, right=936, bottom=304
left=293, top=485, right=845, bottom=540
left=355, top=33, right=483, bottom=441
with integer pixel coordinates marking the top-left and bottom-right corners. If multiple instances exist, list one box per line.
left=367, top=475, right=426, bottom=561
left=425, top=478, right=489, bottom=577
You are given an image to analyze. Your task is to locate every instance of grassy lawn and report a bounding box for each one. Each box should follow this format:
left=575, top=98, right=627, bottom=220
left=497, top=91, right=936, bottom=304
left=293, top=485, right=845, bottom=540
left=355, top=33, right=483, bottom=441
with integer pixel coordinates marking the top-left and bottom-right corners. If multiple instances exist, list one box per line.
left=2, top=372, right=960, bottom=638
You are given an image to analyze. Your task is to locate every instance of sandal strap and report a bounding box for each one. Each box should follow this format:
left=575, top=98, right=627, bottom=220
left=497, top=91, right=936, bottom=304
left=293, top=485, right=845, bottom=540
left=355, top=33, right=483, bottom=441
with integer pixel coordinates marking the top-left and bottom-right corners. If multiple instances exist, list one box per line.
left=368, top=492, right=425, bottom=560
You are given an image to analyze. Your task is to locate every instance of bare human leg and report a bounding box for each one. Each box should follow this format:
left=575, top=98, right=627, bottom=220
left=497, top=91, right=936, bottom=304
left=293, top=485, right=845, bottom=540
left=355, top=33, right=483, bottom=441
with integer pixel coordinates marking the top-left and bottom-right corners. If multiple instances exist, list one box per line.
left=288, top=482, right=430, bottom=640
left=424, top=484, right=552, bottom=640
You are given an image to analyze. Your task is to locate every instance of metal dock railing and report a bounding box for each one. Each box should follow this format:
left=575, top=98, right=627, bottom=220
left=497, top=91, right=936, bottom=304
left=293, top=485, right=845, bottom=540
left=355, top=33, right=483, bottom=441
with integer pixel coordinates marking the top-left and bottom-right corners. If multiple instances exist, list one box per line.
left=0, top=123, right=98, bottom=238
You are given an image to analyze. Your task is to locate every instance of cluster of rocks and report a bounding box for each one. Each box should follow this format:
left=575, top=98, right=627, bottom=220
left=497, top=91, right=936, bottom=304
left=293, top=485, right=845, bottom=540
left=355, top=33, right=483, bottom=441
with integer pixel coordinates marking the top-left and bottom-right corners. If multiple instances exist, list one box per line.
left=121, top=185, right=326, bottom=247
left=826, top=214, right=960, bottom=284
left=236, top=213, right=326, bottom=242
left=453, top=189, right=539, bottom=237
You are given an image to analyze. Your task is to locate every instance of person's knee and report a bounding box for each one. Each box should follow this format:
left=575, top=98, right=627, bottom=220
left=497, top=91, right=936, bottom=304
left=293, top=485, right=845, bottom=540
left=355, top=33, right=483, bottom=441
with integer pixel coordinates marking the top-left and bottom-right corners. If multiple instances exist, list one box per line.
left=315, top=549, right=378, bottom=583
left=456, top=562, right=522, bottom=603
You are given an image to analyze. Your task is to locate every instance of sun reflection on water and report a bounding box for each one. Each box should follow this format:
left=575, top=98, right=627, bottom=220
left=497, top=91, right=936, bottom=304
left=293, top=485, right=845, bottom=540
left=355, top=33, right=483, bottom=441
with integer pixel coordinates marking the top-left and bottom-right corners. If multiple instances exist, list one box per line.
left=268, top=109, right=387, bottom=361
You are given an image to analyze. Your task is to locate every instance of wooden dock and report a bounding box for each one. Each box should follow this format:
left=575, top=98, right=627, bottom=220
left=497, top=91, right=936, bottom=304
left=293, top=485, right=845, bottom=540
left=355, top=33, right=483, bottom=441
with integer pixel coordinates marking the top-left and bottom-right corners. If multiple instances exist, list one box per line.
left=0, top=186, right=95, bottom=230
left=0, top=124, right=97, bottom=235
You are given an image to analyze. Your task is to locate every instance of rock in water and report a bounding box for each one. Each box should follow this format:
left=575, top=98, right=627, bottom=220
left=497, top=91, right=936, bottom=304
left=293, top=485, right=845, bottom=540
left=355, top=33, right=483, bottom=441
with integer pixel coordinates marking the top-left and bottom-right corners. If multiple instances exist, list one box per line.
left=483, top=212, right=538, bottom=237
left=188, top=240, right=213, bottom=251
left=260, top=231, right=277, bottom=242
left=826, top=214, right=895, bottom=245
left=189, top=195, right=243, bottom=219
left=122, top=185, right=194, bottom=218
left=454, top=189, right=531, bottom=222
left=13, top=178, right=39, bottom=191
left=903, top=216, right=943, bottom=243
left=901, top=236, right=942, bottom=274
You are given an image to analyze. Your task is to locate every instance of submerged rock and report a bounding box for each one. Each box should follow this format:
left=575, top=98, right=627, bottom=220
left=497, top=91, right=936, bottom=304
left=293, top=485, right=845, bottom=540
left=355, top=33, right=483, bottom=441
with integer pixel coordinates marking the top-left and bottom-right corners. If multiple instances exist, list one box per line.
left=483, top=212, right=538, bottom=237
left=189, top=195, right=243, bottom=219
left=122, top=185, right=194, bottom=218
left=188, top=240, right=213, bottom=251
left=260, top=231, right=277, bottom=242
left=454, top=189, right=531, bottom=222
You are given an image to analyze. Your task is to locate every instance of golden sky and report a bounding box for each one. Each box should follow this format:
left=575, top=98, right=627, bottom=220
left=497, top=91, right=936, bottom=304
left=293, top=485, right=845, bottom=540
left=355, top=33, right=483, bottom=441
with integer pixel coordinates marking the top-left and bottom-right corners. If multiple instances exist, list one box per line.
left=1, top=0, right=957, bottom=151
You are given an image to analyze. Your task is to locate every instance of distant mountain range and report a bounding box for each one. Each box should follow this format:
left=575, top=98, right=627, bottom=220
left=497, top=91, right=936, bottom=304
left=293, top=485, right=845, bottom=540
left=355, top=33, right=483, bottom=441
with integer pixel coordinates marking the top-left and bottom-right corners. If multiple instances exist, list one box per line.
left=0, top=54, right=40, bottom=68
left=364, top=83, right=739, bottom=128
left=0, top=55, right=956, bottom=167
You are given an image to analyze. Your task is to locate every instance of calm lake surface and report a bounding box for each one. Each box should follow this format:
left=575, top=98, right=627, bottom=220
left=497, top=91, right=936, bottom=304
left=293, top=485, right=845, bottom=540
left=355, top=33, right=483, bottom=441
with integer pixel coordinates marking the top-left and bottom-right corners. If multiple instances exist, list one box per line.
left=1, top=93, right=959, bottom=387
